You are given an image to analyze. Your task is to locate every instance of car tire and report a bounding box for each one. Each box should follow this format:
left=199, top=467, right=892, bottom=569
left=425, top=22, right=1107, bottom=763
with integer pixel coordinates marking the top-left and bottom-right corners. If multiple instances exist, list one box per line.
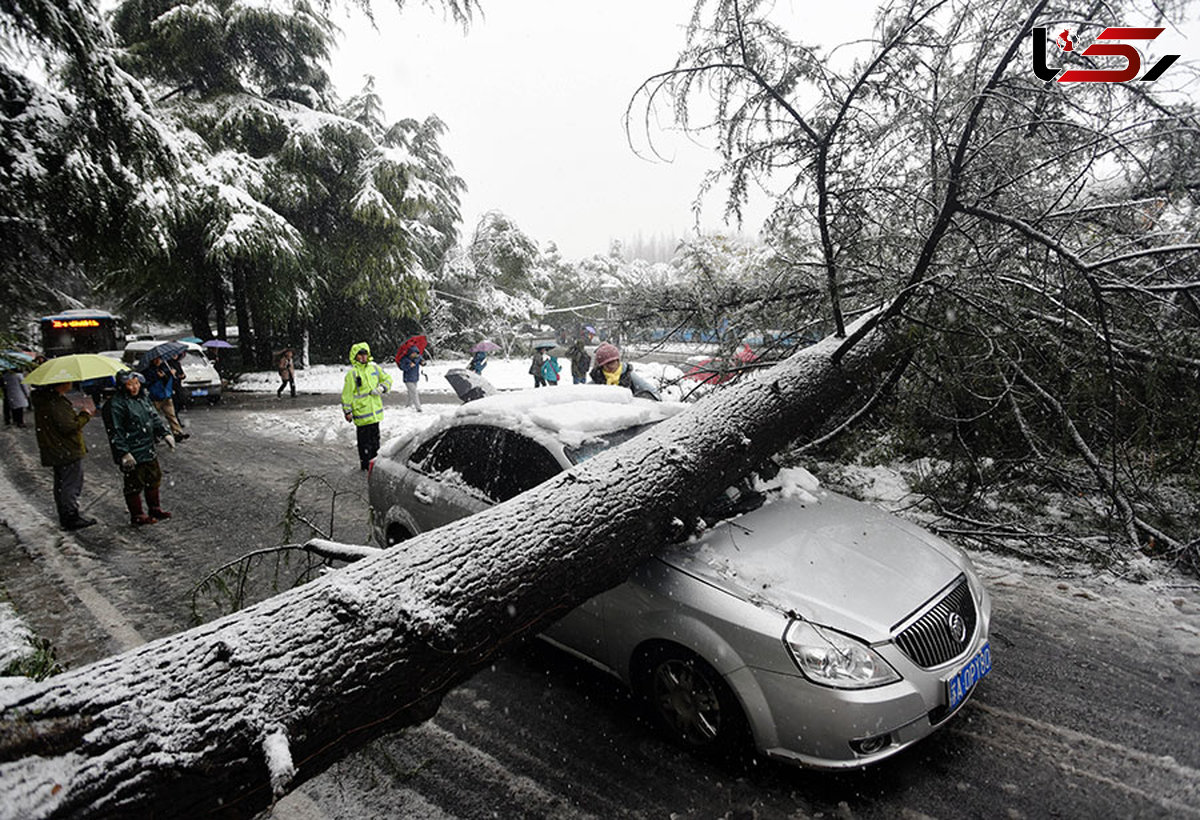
left=634, top=644, right=750, bottom=757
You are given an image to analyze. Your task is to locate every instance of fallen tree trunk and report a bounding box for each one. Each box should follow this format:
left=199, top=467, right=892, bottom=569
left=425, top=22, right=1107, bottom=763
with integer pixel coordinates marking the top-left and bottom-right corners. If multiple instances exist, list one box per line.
left=0, top=315, right=902, bottom=818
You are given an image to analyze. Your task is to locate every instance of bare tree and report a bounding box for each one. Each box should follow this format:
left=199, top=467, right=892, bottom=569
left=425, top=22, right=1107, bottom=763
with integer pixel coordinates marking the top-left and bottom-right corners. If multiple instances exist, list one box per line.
left=625, top=0, right=1200, bottom=566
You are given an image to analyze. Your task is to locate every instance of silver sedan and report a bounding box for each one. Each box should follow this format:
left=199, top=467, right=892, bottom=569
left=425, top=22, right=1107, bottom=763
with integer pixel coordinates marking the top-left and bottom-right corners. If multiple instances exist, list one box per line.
left=368, top=386, right=992, bottom=769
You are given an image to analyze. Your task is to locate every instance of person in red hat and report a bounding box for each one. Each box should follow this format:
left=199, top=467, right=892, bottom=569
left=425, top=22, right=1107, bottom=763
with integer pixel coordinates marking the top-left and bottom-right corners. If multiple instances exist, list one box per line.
left=589, top=342, right=661, bottom=401
left=590, top=342, right=630, bottom=386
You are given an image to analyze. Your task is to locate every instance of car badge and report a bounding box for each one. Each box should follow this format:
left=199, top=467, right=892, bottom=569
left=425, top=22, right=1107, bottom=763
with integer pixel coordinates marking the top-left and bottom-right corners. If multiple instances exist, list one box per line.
left=947, top=612, right=967, bottom=643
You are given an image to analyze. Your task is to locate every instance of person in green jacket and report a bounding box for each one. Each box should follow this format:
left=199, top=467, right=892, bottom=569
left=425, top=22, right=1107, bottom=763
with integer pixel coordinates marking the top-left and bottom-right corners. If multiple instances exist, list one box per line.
left=105, top=370, right=175, bottom=526
left=31, top=381, right=96, bottom=530
left=341, top=342, right=393, bottom=471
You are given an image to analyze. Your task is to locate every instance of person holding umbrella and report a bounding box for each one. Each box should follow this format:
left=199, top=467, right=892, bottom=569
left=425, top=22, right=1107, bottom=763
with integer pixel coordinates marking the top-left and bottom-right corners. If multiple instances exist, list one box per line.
left=23, top=353, right=125, bottom=529
left=341, top=342, right=393, bottom=470
left=399, top=345, right=425, bottom=411
left=530, top=345, right=547, bottom=388
left=31, top=381, right=96, bottom=530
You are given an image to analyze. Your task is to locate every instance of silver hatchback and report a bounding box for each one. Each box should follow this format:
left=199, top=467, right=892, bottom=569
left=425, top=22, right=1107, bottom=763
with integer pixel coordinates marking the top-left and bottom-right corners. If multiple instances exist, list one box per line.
left=368, top=386, right=992, bottom=769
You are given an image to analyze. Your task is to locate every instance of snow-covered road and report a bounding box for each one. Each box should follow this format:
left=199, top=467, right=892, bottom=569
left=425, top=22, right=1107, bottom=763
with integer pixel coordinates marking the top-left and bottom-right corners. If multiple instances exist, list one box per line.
left=1, top=380, right=1198, bottom=819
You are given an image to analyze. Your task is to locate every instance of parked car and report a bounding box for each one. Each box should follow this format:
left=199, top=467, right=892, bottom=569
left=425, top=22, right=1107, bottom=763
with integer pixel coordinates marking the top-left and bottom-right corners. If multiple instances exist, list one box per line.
left=121, top=340, right=222, bottom=404
left=367, top=386, right=992, bottom=770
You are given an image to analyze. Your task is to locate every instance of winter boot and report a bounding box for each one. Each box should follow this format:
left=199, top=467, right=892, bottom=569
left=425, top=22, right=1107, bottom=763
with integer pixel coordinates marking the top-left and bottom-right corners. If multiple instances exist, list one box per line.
left=126, top=493, right=155, bottom=526
left=146, top=487, right=171, bottom=521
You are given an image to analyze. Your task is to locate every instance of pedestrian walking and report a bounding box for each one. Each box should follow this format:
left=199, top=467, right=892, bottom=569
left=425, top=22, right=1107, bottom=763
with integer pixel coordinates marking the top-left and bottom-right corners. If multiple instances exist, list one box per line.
left=468, top=350, right=487, bottom=375
left=103, top=370, right=175, bottom=526
left=530, top=347, right=546, bottom=388
left=398, top=346, right=425, bottom=411
left=31, top=381, right=96, bottom=530
left=542, top=353, right=562, bottom=386
left=3, top=369, right=31, bottom=427
left=341, top=342, right=393, bottom=470
left=276, top=349, right=296, bottom=398
left=143, top=355, right=187, bottom=439
left=567, top=335, right=590, bottom=384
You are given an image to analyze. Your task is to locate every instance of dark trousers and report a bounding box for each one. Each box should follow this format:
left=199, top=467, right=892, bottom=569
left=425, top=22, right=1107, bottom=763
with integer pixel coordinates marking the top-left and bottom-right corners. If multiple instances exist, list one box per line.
left=355, top=422, right=381, bottom=470
left=52, top=459, right=84, bottom=523
left=277, top=376, right=295, bottom=397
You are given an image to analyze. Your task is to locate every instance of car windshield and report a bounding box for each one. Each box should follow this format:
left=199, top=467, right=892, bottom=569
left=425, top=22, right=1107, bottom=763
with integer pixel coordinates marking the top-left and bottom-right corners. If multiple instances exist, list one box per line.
left=183, top=352, right=210, bottom=369
left=563, top=423, right=658, bottom=464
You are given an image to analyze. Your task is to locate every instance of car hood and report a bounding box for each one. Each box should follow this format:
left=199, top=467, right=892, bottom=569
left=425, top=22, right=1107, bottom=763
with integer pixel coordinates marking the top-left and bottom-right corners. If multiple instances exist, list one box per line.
left=658, top=490, right=967, bottom=642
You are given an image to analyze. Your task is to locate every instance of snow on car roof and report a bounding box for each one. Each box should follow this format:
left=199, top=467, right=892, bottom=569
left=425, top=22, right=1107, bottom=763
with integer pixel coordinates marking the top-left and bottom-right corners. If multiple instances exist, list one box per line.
left=451, top=384, right=688, bottom=447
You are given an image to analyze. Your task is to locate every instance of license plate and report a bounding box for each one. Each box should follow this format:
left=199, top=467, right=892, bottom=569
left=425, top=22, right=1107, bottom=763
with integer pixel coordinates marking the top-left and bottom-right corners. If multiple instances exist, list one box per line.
left=946, top=642, right=991, bottom=710
left=191, top=388, right=208, bottom=396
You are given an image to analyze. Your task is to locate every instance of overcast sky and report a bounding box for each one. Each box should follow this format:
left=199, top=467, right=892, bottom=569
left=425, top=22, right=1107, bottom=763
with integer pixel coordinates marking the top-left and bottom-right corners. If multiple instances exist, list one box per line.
left=328, top=1, right=799, bottom=260
left=328, top=2, right=1197, bottom=261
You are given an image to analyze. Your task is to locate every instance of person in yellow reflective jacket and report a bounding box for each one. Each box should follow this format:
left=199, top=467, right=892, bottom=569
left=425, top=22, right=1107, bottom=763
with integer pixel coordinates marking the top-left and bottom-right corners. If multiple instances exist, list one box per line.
left=341, top=342, right=393, bottom=470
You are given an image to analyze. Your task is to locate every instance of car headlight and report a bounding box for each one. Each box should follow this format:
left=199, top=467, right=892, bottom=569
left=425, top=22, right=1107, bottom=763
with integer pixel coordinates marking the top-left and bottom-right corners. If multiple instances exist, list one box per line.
left=784, top=620, right=900, bottom=689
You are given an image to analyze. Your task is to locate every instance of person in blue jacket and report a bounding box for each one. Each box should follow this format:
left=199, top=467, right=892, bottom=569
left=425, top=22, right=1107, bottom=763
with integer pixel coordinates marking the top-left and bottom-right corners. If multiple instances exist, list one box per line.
left=399, top=346, right=425, bottom=412
left=541, top=354, right=561, bottom=386
left=468, top=350, right=487, bottom=375
left=143, top=355, right=187, bottom=439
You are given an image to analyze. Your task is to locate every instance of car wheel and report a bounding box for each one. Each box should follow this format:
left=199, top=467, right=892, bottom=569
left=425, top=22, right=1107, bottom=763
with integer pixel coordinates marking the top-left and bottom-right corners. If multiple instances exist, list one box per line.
left=635, top=644, right=749, bottom=755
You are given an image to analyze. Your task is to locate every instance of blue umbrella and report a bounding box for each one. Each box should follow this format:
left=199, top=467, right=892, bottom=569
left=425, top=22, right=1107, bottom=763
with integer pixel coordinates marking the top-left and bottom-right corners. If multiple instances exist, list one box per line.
left=138, top=340, right=187, bottom=370
left=180, top=336, right=203, bottom=344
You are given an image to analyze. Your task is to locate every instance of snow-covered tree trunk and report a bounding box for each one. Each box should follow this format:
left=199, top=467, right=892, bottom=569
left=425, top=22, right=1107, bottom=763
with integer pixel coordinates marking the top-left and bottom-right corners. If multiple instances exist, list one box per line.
left=0, top=316, right=900, bottom=818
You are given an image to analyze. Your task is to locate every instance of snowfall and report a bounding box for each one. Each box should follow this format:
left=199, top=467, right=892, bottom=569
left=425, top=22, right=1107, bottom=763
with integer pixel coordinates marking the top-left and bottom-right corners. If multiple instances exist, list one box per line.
left=1, top=354, right=692, bottom=668
left=4, top=352, right=1198, bottom=674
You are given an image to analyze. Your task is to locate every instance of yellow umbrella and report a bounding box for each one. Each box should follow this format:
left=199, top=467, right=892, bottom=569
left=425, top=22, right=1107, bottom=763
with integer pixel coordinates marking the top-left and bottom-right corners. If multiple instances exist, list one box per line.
left=23, top=354, right=126, bottom=386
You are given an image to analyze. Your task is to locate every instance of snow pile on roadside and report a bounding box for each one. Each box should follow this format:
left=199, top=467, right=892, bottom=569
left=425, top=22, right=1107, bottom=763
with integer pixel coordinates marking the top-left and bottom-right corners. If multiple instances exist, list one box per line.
left=234, top=356, right=687, bottom=399
left=0, top=601, right=34, bottom=670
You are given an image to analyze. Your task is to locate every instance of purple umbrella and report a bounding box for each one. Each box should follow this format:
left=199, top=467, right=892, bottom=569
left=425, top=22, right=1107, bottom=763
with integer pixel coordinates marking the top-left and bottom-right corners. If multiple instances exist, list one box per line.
left=201, top=339, right=234, bottom=349
left=469, top=340, right=501, bottom=353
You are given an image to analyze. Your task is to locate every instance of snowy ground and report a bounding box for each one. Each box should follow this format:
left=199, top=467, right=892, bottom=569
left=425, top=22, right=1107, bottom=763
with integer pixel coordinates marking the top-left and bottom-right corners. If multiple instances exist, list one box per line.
left=229, top=355, right=688, bottom=454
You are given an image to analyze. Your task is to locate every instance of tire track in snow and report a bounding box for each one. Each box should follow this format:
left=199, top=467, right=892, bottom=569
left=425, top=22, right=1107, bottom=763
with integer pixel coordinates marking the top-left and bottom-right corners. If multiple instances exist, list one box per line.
left=958, top=701, right=1200, bottom=816
left=0, top=448, right=145, bottom=653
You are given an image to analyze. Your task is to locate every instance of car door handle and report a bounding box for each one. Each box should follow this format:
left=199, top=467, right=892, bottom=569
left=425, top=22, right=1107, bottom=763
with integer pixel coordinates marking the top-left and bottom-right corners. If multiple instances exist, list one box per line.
left=414, top=490, right=433, bottom=505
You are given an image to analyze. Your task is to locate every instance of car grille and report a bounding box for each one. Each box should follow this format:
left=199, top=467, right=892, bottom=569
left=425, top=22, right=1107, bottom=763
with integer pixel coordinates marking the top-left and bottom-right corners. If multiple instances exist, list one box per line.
left=893, top=576, right=977, bottom=669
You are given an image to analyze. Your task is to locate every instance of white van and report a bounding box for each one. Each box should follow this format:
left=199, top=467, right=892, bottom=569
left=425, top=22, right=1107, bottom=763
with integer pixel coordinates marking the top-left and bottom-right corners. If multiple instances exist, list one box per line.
left=121, top=340, right=223, bottom=403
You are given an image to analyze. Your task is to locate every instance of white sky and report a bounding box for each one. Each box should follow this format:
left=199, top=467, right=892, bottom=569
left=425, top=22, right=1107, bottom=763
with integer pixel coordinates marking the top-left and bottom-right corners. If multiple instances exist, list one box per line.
left=327, top=1, right=816, bottom=259
left=328, top=1, right=1199, bottom=261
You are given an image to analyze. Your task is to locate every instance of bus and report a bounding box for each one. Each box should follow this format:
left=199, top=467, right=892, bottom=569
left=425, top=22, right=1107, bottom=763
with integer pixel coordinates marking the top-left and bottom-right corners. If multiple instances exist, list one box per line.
left=39, top=309, right=126, bottom=358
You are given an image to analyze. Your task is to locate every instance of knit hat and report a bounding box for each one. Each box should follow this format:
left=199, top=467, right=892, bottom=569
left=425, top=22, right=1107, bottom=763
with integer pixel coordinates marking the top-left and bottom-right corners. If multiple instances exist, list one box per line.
left=115, top=369, right=144, bottom=387
left=594, top=342, right=620, bottom=367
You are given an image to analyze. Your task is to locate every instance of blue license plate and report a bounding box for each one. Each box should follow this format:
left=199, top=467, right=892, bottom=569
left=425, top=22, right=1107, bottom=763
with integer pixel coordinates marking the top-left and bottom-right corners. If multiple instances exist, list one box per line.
left=946, top=642, right=991, bottom=710
left=191, top=388, right=208, bottom=396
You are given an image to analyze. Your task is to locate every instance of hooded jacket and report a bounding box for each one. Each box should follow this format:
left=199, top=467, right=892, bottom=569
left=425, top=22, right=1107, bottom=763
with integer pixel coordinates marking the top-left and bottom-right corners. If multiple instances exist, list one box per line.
left=105, top=386, right=168, bottom=464
left=341, top=342, right=393, bottom=427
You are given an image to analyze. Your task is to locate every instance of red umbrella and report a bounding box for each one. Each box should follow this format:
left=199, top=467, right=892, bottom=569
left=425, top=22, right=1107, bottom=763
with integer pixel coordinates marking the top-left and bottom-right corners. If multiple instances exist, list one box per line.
left=394, top=335, right=428, bottom=363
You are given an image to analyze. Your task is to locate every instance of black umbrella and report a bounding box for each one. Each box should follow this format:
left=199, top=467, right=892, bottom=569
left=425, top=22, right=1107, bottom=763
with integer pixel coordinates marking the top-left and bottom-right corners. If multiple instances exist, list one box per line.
left=138, top=341, right=188, bottom=370
left=444, top=368, right=496, bottom=403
